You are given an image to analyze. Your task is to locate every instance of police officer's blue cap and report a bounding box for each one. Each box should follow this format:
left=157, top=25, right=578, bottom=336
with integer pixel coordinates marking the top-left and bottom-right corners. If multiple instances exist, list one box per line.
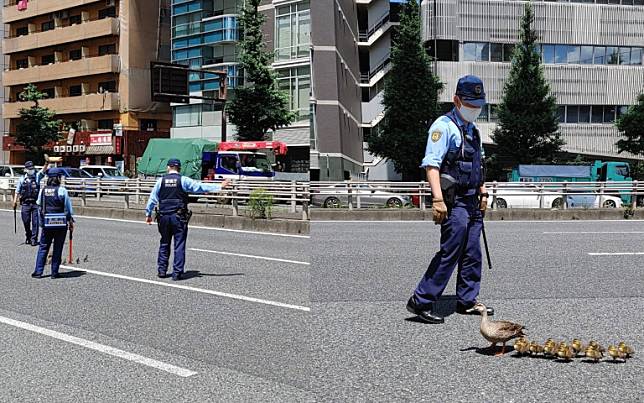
left=24, top=161, right=34, bottom=169
left=46, top=168, right=64, bottom=177
left=167, top=158, right=181, bottom=167
left=455, top=75, right=486, bottom=107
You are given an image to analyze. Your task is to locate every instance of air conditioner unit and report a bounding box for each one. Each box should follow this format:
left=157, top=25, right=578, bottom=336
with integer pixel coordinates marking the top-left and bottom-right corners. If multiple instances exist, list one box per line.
left=106, top=0, right=116, bottom=6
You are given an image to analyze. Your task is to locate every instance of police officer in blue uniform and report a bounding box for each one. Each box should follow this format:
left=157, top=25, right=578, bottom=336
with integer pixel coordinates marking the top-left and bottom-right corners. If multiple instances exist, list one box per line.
left=145, top=158, right=231, bottom=280
left=33, top=168, right=75, bottom=279
left=406, top=75, right=494, bottom=324
left=13, top=161, right=45, bottom=246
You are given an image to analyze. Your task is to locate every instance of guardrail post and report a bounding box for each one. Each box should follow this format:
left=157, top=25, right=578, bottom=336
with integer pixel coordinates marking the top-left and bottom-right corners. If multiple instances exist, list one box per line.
left=302, top=201, right=309, bottom=220
left=232, top=197, right=239, bottom=217
left=419, top=181, right=426, bottom=211
left=290, top=180, right=297, bottom=213
left=632, top=180, right=638, bottom=210
left=124, top=193, right=130, bottom=209
left=96, top=178, right=102, bottom=201
left=135, top=177, right=141, bottom=204
left=538, top=184, right=544, bottom=209
left=81, top=179, right=87, bottom=207
left=598, top=182, right=605, bottom=208
left=491, top=181, right=498, bottom=210
left=347, top=181, right=353, bottom=211
left=562, top=181, right=568, bottom=209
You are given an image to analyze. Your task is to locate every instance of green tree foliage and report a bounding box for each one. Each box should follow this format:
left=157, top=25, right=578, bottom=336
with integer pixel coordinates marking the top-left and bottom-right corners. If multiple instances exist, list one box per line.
left=365, top=0, right=442, bottom=181
left=227, top=0, right=297, bottom=141
left=491, top=3, right=563, bottom=166
left=616, top=93, right=644, bottom=156
left=15, top=84, right=63, bottom=164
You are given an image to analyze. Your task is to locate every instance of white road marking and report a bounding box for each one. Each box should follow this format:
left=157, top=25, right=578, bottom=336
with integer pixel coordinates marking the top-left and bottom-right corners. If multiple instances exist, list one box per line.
left=60, top=265, right=311, bottom=312
left=0, top=209, right=309, bottom=239
left=544, top=231, right=644, bottom=234
left=189, top=248, right=309, bottom=266
left=0, top=315, right=197, bottom=378
left=588, top=252, right=644, bottom=256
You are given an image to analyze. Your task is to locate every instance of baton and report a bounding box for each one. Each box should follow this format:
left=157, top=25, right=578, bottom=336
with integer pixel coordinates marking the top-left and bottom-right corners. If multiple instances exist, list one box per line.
left=68, top=224, right=74, bottom=263
left=481, top=222, right=492, bottom=270
left=13, top=205, right=17, bottom=234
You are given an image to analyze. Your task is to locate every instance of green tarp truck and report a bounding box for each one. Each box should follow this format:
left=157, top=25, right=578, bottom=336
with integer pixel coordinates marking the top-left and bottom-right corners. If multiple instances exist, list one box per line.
left=137, top=138, right=218, bottom=180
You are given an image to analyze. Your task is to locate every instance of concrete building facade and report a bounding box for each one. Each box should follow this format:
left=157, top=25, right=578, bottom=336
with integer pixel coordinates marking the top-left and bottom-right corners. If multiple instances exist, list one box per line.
left=169, top=0, right=311, bottom=174
left=1, top=0, right=173, bottom=170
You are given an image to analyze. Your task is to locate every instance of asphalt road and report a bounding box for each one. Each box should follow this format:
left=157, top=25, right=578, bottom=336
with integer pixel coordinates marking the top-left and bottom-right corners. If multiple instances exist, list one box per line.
left=311, top=220, right=643, bottom=402
left=0, top=210, right=311, bottom=402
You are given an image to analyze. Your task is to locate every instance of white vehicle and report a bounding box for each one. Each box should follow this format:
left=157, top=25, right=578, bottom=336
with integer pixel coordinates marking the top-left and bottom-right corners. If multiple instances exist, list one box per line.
left=486, top=184, right=563, bottom=209
left=81, top=165, right=128, bottom=180
left=566, top=192, right=623, bottom=209
left=0, top=164, right=27, bottom=190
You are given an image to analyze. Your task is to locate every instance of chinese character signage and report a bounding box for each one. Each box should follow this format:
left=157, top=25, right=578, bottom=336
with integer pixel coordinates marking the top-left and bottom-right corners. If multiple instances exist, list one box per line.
left=90, top=134, right=113, bottom=146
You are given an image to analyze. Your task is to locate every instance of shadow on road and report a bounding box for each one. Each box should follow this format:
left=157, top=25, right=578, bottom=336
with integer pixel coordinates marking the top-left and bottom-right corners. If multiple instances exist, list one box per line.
left=57, top=270, right=87, bottom=279
left=460, top=345, right=516, bottom=356
left=182, top=270, right=245, bottom=280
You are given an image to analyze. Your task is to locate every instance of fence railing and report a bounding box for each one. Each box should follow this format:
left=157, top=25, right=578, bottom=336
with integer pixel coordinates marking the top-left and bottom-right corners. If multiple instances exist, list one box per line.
left=310, top=181, right=644, bottom=211
left=2, top=178, right=310, bottom=220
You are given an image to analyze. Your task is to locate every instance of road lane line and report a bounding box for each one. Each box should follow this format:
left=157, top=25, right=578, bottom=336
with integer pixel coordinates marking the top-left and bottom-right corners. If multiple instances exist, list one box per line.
left=0, top=315, right=197, bottom=377
left=189, top=248, right=309, bottom=266
left=0, top=210, right=309, bottom=239
left=544, top=231, right=644, bottom=234
left=588, top=252, right=644, bottom=256
left=60, top=265, right=311, bottom=312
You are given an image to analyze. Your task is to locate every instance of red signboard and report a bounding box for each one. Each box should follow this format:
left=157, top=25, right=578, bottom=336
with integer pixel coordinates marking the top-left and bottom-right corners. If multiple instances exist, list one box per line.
left=218, top=141, right=288, bottom=156
left=90, top=133, right=113, bottom=146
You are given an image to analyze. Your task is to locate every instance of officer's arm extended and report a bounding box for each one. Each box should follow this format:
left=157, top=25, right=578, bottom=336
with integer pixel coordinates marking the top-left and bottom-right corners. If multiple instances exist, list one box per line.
left=180, top=177, right=223, bottom=194
left=420, top=122, right=449, bottom=201
left=144, top=179, right=162, bottom=218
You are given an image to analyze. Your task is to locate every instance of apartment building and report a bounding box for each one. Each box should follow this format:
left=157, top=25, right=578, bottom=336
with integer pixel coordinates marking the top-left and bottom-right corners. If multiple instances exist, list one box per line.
left=421, top=0, right=644, bottom=160
left=169, top=0, right=311, bottom=173
left=2, top=0, right=172, bottom=170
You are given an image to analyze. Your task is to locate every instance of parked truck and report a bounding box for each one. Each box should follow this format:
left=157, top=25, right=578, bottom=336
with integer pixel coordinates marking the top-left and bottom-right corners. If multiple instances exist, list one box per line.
left=508, top=160, right=633, bottom=204
left=137, top=138, right=287, bottom=181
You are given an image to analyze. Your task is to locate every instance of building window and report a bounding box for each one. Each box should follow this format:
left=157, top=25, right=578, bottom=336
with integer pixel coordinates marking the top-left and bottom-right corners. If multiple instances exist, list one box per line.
left=99, top=81, right=117, bottom=93
left=593, top=46, right=606, bottom=64
left=277, top=66, right=311, bottom=119
left=591, top=105, right=604, bottom=123
left=141, top=119, right=157, bottom=131
left=426, top=40, right=459, bottom=62
left=41, top=21, right=55, bottom=32
left=99, top=7, right=117, bottom=19
left=275, top=1, right=311, bottom=61
left=41, top=54, right=55, bottom=65
left=69, top=85, right=82, bottom=97
left=606, top=47, right=619, bottom=64
left=173, top=104, right=202, bottom=127
left=69, top=49, right=82, bottom=61
left=556, top=106, right=566, bottom=123
left=463, top=42, right=489, bottom=62
left=69, top=15, right=82, bottom=25
left=490, top=43, right=503, bottom=62
left=42, top=88, right=55, bottom=99
left=16, top=26, right=28, bottom=36
left=580, top=46, right=593, bottom=64
left=16, top=58, right=28, bottom=69
left=97, top=119, right=114, bottom=130
left=98, top=44, right=117, bottom=56
left=578, top=105, right=591, bottom=123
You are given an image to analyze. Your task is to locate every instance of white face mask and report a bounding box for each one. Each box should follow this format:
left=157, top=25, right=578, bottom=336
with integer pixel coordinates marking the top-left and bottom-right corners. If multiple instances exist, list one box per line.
left=458, top=104, right=482, bottom=123
left=27, top=169, right=35, bottom=175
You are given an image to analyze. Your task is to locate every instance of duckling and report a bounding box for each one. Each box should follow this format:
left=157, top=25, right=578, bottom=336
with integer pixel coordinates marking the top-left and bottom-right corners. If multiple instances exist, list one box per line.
left=588, top=341, right=605, bottom=353
left=585, top=346, right=603, bottom=363
left=543, top=340, right=558, bottom=358
left=607, top=345, right=625, bottom=361
left=513, top=339, right=530, bottom=355
left=529, top=341, right=544, bottom=356
left=571, top=339, right=585, bottom=356
left=557, top=343, right=574, bottom=361
left=473, top=303, right=526, bottom=356
left=617, top=342, right=634, bottom=358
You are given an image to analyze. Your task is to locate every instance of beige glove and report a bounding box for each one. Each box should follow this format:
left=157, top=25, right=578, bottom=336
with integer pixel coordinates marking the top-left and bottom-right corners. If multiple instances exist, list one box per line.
left=432, top=200, right=448, bottom=224
left=480, top=197, right=488, bottom=214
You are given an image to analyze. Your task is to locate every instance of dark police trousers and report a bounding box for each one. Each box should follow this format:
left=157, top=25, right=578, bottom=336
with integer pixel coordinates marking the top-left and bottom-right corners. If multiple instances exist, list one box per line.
left=21, top=203, right=39, bottom=243
left=157, top=213, right=188, bottom=276
left=414, top=194, right=483, bottom=307
left=34, top=227, right=67, bottom=276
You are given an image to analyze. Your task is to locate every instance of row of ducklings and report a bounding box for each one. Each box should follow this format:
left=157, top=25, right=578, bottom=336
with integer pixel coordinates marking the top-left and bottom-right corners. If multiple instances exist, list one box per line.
left=513, top=338, right=634, bottom=362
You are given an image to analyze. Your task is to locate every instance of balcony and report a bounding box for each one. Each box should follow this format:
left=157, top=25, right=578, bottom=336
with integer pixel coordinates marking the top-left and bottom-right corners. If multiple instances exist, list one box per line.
left=3, top=92, right=120, bottom=119
left=3, top=54, right=119, bottom=86
left=3, top=0, right=104, bottom=23
left=3, top=17, right=119, bottom=54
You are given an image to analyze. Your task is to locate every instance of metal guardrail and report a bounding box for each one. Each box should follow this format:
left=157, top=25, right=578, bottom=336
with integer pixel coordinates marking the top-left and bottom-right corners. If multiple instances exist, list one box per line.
left=2, top=178, right=310, bottom=220
left=358, top=11, right=391, bottom=42
left=310, top=181, right=644, bottom=211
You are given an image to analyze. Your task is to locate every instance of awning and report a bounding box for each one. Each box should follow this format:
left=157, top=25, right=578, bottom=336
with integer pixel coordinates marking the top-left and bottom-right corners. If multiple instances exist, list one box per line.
left=85, top=145, right=115, bottom=155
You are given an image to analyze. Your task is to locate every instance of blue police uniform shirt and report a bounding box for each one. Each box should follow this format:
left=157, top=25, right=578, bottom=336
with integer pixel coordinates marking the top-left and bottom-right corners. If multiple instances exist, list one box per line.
left=421, top=108, right=485, bottom=169
left=145, top=175, right=223, bottom=217
left=36, top=186, right=75, bottom=221
left=15, top=169, right=46, bottom=194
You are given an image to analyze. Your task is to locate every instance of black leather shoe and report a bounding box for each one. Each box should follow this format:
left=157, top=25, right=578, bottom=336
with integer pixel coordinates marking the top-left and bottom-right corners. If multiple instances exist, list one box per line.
left=456, top=302, right=494, bottom=316
left=406, top=297, right=444, bottom=324
left=31, top=272, right=43, bottom=278
left=51, top=273, right=60, bottom=279
left=172, top=273, right=183, bottom=281
left=157, top=273, right=168, bottom=279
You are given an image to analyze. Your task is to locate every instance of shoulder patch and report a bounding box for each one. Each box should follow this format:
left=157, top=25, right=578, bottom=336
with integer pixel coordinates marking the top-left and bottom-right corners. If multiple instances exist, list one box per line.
left=431, top=131, right=442, bottom=143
